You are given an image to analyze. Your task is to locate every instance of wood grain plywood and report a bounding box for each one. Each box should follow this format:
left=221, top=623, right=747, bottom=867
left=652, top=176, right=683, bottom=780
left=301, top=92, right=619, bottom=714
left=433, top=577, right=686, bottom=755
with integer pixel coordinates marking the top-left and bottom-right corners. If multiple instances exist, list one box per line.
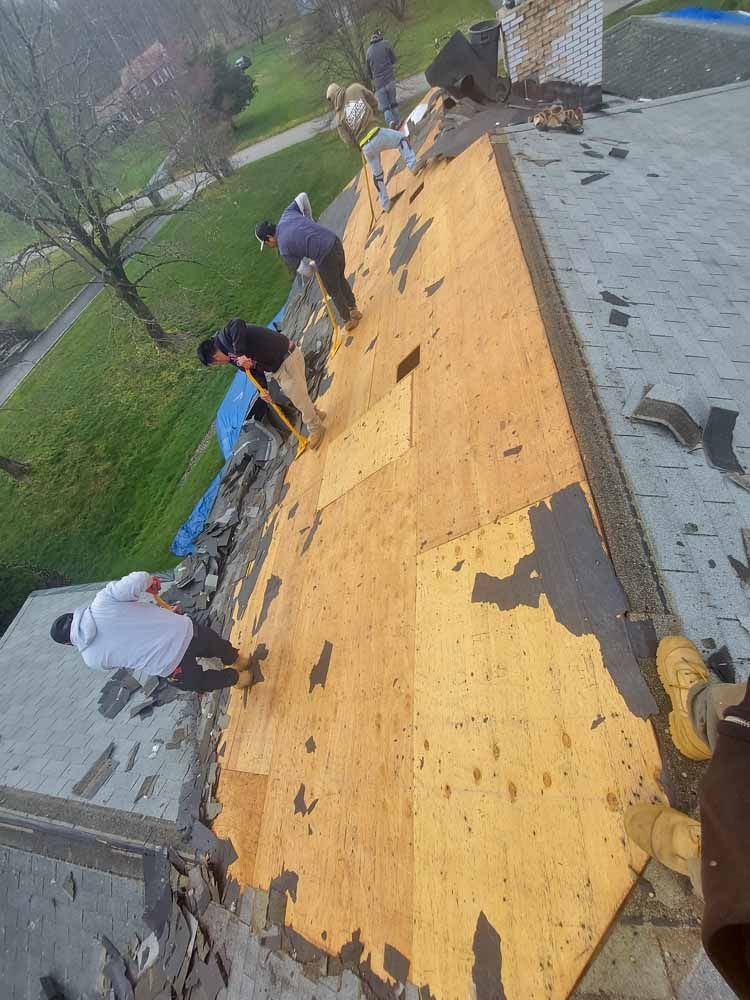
left=411, top=499, right=663, bottom=1000
left=317, top=372, right=413, bottom=510
left=211, top=771, right=268, bottom=886
left=252, top=450, right=417, bottom=980
left=413, top=138, right=583, bottom=552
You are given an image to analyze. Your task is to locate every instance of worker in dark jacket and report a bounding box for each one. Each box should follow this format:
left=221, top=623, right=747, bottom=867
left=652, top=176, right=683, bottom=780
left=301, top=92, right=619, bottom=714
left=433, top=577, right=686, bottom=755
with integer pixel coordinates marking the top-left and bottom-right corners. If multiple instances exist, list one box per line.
left=366, top=30, right=399, bottom=127
left=255, top=196, right=362, bottom=331
left=197, top=318, right=326, bottom=448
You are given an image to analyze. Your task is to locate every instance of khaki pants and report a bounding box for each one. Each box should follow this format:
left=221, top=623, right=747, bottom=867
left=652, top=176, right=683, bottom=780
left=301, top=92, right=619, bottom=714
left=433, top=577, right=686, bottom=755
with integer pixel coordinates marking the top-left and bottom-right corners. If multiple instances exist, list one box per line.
left=273, top=349, right=321, bottom=432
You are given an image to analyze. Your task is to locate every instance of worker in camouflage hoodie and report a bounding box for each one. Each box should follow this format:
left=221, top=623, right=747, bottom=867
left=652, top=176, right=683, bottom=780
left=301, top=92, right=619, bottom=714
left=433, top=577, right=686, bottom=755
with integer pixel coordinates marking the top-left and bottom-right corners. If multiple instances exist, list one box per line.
left=326, top=81, right=417, bottom=213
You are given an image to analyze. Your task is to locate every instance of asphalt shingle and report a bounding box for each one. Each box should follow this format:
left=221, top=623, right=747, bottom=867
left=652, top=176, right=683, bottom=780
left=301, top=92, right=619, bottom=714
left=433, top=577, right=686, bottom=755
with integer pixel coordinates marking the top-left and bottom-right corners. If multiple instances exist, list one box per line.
left=604, top=16, right=750, bottom=100
left=0, top=584, right=196, bottom=820
left=508, top=82, right=750, bottom=673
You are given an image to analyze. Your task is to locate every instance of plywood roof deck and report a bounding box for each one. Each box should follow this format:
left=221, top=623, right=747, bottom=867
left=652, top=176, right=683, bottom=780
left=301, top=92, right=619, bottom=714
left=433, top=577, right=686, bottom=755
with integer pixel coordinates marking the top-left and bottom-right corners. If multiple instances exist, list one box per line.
left=214, top=132, right=664, bottom=999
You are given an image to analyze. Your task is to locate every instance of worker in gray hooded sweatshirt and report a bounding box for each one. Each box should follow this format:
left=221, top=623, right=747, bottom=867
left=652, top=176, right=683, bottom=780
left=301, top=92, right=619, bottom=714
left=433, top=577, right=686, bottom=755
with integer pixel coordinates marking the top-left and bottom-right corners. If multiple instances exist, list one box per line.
left=366, top=29, right=399, bottom=127
left=326, top=80, right=416, bottom=213
left=50, top=572, right=253, bottom=693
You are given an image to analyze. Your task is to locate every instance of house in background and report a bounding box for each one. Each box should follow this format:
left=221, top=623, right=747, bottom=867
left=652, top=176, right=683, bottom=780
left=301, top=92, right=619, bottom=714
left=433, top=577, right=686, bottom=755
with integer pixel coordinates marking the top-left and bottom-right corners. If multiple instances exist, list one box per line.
left=95, top=41, right=181, bottom=127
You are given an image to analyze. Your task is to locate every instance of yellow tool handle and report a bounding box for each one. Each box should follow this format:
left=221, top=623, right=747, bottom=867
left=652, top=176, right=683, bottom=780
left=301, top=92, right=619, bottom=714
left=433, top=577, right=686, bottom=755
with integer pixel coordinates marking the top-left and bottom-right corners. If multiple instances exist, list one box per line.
left=154, top=593, right=176, bottom=612
left=314, top=269, right=343, bottom=358
left=243, top=369, right=308, bottom=447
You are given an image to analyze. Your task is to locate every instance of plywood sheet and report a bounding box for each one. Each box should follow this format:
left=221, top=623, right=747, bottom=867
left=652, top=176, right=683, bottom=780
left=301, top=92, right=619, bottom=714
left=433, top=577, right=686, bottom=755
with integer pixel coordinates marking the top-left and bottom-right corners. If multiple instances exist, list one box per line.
left=211, top=771, right=268, bottom=886
left=317, top=373, right=413, bottom=509
left=252, top=450, right=417, bottom=981
left=411, top=498, right=663, bottom=1000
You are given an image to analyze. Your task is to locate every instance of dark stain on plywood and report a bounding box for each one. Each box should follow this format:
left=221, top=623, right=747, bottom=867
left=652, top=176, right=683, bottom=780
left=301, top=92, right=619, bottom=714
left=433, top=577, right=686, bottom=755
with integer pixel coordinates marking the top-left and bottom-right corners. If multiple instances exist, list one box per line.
left=309, top=639, right=333, bottom=693
left=470, top=483, right=658, bottom=718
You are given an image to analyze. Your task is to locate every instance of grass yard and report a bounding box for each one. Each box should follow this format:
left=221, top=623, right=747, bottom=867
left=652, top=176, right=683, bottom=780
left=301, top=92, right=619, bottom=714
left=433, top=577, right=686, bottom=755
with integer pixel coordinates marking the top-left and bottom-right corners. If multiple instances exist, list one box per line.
left=96, top=121, right=170, bottom=201
left=0, top=215, right=37, bottom=261
left=0, top=129, right=360, bottom=619
left=605, top=0, right=747, bottom=29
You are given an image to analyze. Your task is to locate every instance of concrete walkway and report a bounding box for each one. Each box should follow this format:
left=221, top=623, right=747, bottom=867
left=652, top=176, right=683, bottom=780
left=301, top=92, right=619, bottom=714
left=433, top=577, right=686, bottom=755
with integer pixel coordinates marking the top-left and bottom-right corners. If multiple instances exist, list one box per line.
left=0, top=73, right=429, bottom=407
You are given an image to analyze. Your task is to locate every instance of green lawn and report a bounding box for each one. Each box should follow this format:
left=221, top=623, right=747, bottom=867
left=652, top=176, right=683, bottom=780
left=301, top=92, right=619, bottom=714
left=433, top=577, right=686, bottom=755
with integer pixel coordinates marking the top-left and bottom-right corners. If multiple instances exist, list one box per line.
left=605, top=0, right=746, bottom=29
left=0, top=215, right=37, bottom=261
left=0, top=129, right=360, bottom=615
left=96, top=121, right=170, bottom=201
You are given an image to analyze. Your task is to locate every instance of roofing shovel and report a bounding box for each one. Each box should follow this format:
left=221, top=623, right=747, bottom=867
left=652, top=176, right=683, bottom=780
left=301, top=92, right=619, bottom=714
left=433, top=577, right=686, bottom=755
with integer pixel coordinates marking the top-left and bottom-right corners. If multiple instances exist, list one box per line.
left=314, top=268, right=343, bottom=359
left=243, top=368, right=309, bottom=460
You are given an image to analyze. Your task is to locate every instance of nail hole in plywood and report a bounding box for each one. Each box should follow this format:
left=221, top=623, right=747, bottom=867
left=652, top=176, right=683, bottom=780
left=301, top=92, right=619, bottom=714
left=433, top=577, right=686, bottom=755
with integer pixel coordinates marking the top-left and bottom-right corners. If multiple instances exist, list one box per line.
left=396, top=346, right=420, bottom=383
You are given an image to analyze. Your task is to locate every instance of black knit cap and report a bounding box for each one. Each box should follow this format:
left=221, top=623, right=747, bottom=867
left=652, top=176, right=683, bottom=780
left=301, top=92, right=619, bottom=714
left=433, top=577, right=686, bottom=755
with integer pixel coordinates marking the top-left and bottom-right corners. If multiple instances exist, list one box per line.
left=254, top=220, right=276, bottom=250
left=50, top=612, right=73, bottom=645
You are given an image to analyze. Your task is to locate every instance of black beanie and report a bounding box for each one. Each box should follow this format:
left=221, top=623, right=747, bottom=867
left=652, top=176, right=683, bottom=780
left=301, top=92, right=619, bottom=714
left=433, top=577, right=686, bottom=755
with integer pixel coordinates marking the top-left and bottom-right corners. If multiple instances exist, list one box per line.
left=50, top=613, right=74, bottom=645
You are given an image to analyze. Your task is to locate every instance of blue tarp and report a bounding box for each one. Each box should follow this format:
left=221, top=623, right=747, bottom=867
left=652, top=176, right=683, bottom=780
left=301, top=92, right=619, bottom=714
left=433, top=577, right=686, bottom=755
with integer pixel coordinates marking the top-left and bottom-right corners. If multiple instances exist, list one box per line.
left=170, top=302, right=287, bottom=557
left=661, top=7, right=750, bottom=24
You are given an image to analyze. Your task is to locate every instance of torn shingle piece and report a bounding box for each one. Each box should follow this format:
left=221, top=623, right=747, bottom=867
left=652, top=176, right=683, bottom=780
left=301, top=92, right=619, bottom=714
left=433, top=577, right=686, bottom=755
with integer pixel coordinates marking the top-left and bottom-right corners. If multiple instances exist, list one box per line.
left=72, top=742, right=118, bottom=799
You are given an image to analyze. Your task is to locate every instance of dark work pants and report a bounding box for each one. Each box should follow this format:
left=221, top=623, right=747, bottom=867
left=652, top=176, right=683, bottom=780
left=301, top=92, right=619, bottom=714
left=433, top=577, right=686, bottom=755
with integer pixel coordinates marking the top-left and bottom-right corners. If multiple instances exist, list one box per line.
left=317, top=238, right=356, bottom=323
left=171, top=622, right=239, bottom=693
left=699, top=684, right=750, bottom=998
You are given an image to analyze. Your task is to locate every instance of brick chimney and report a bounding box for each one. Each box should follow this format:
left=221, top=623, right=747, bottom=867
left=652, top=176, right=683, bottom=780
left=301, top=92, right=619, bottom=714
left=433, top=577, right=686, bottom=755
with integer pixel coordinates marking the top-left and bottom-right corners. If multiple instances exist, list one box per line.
left=500, top=0, right=603, bottom=107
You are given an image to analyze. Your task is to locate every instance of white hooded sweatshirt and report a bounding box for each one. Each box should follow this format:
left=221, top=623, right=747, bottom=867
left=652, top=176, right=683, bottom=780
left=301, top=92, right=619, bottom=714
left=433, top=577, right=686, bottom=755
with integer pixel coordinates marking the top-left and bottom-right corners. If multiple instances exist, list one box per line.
left=70, top=571, right=193, bottom=677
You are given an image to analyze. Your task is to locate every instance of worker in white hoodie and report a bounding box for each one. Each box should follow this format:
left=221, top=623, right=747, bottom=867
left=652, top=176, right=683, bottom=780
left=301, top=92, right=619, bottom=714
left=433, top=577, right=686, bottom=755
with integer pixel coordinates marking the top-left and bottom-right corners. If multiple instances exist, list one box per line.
left=49, top=571, right=252, bottom=692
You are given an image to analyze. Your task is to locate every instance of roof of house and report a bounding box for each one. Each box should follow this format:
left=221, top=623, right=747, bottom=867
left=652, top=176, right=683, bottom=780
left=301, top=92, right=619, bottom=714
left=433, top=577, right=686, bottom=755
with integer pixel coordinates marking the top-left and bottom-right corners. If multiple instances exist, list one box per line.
left=507, top=81, right=750, bottom=676
left=603, top=15, right=750, bottom=99
left=120, top=41, right=170, bottom=90
left=1, top=844, right=144, bottom=1000
left=0, top=582, right=196, bottom=824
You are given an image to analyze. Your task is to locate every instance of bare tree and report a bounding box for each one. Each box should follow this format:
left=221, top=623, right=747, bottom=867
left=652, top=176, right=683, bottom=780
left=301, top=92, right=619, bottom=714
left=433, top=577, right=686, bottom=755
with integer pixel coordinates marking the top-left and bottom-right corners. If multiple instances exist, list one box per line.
left=380, top=0, right=408, bottom=21
left=225, top=0, right=270, bottom=44
left=0, top=455, right=31, bottom=479
left=0, top=0, right=201, bottom=346
left=299, top=0, right=381, bottom=86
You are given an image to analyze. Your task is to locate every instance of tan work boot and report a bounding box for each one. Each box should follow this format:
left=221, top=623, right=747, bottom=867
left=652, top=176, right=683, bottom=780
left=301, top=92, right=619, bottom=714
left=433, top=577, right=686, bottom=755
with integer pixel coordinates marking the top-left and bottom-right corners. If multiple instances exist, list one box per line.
left=315, top=406, right=327, bottom=422
left=234, top=658, right=250, bottom=672
left=625, top=802, right=701, bottom=877
left=308, top=425, right=326, bottom=449
left=345, top=315, right=360, bottom=332
left=236, top=671, right=254, bottom=689
left=656, top=636, right=712, bottom=760
left=350, top=308, right=363, bottom=321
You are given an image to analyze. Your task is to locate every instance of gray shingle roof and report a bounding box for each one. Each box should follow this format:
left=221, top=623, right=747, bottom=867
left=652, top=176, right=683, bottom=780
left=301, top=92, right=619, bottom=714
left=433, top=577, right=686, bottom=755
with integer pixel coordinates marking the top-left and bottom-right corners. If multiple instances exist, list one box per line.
left=0, top=845, right=143, bottom=1000
left=604, top=15, right=750, bottom=99
left=506, top=82, right=750, bottom=676
left=0, top=583, right=195, bottom=822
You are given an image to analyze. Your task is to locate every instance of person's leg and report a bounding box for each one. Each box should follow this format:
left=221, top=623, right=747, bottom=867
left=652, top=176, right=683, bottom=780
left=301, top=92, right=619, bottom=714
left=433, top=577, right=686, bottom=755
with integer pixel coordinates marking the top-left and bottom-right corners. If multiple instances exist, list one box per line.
left=274, top=349, right=321, bottom=432
left=318, top=242, right=353, bottom=324
left=375, top=85, right=396, bottom=128
left=363, top=137, right=390, bottom=211
left=186, top=621, right=239, bottom=666
left=386, top=81, right=399, bottom=127
left=172, top=650, right=240, bottom=693
left=687, top=681, right=749, bottom=753
left=697, top=688, right=750, bottom=997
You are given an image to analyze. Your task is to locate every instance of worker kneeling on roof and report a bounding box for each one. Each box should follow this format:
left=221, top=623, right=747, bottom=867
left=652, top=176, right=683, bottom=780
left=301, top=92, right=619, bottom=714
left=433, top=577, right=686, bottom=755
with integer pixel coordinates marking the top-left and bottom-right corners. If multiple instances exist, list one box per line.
left=197, top=316, right=326, bottom=449
left=326, top=79, right=417, bottom=215
left=50, top=572, right=253, bottom=693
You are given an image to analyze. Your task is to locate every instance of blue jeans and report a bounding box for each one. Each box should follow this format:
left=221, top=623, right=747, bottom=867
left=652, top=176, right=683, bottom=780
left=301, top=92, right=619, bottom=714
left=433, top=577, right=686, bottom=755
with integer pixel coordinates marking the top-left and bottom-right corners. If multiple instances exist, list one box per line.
left=362, top=128, right=416, bottom=211
left=375, top=81, right=398, bottom=127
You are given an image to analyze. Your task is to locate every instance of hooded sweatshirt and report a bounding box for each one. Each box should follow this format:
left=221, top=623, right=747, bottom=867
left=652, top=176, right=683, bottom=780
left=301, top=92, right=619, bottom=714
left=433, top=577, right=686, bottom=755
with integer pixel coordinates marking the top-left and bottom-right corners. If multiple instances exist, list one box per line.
left=366, top=37, right=396, bottom=91
left=71, top=571, right=193, bottom=677
left=328, top=83, right=379, bottom=150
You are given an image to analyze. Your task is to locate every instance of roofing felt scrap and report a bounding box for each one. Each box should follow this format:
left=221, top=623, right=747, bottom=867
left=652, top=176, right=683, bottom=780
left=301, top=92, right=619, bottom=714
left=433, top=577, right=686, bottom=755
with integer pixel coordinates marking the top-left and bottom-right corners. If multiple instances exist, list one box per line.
left=305, top=736, right=316, bottom=753
left=293, top=783, right=318, bottom=816
left=270, top=866, right=299, bottom=903
left=472, top=912, right=506, bottom=1000
left=309, top=639, right=333, bottom=693
left=424, top=278, right=444, bottom=298
left=398, top=269, right=409, bottom=294
left=125, top=742, right=140, bottom=772
left=72, top=741, right=118, bottom=799
left=396, top=346, right=420, bottom=383
left=471, top=483, right=658, bottom=718
left=300, top=509, right=323, bottom=557
left=602, top=290, right=631, bottom=308
left=389, top=214, right=433, bottom=275
left=383, top=943, right=410, bottom=983
left=98, top=669, right=142, bottom=719
left=703, top=406, right=745, bottom=473
left=252, top=574, right=282, bottom=636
